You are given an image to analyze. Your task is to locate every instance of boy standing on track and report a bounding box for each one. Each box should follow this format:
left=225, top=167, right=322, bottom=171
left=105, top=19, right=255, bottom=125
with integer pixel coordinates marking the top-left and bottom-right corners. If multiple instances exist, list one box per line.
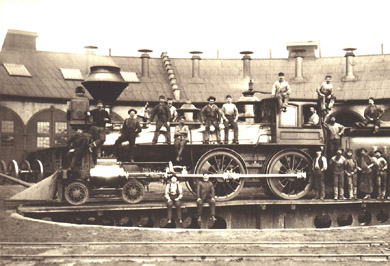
left=197, top=174, right=217, bottom=223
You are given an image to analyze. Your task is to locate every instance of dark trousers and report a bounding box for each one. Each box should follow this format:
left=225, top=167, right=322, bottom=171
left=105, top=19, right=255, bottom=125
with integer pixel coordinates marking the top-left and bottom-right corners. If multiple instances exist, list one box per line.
left=167, top=195, right=182, bottom=220
left=318, top=94, right=336, bottom=111
left=313, top=169, right=325, bottom=199
left=333, top=171, right=344, bottom=198
left=67, top=149, right=86, bottom=169
left=114, top=132, right=136, bottom=160
left=276, top=93, right=289, bottom=110
left=376, top=171, right=387, bottom=197
left=223, top=116, right=238, bottom=142
left=153, top=120, right=171, bottom=144
left=174, top=136, right=187, bottom=159
left=204, top=118, right=221, bottom=142
left=327, top=139, right=341, bottom=158
left=90, top=126, right=106, bottom=154
left=197, top=198, right=216, bottom=217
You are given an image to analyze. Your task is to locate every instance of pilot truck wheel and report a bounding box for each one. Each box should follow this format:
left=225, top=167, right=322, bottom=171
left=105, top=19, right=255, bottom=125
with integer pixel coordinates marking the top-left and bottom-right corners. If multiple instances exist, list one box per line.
left=192, top=149, right=246, bottom=201
left=64, top=181, right=90, bottom=205
left=122, top=179, right=145, bottom=204
left=266, top=149, right=313, bottom=200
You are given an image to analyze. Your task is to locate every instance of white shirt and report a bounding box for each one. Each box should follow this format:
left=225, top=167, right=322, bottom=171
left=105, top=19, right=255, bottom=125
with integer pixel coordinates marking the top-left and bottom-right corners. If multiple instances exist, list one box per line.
left=272, top=80, right=291, bottom=96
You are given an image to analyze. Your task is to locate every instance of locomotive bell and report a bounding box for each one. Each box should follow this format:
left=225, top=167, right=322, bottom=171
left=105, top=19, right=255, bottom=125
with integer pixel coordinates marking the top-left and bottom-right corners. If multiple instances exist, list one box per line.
left=82, top=65, right=128, bottom=104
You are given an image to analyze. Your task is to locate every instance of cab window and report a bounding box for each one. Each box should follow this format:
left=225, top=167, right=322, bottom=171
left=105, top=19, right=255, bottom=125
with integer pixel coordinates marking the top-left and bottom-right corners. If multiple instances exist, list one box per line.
left=280, top=105, right=297, bottom=127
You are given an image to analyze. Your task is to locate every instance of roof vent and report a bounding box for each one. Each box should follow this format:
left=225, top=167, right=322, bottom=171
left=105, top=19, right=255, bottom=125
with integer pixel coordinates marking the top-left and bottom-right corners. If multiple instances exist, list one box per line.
left=342, top=48, right=358, bottom=82
left=240, top=51, right=253, bottom=79
left=138, top=49, right=153, bottom=78
left=286, top=41, right=318, bottom=58
left=2, top=29, right=38, bottom=51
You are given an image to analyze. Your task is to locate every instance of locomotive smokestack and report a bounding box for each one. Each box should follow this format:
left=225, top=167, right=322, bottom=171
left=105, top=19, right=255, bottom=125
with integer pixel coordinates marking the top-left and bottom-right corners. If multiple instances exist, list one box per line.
left=138, top=49, right=153, bottom=78
left=240, top=51, right=253, bottom=79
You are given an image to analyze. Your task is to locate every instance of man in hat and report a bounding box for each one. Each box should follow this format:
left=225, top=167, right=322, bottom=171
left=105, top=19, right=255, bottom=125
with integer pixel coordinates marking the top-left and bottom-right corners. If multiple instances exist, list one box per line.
left=323, top=116, right=345, bottom=158
left=312, top=147, right=327, bottom=199
left=201, top=96, right=222, bottom=144
left=221, top=95, right=239, bottom=144
left=87, top=100, right=111, bottom=160
left=356, top=97, right=384, bottom=134
left=67, top=128, right=90, bottom=170
left=167, top=98, right=178, bottom=122
left=317, top=75, right=336, bottom=116
left=197, top=174, right=217, bottom=223
left=271, top=72, right=291, bottom=112
left=174, top=116, right=189, bottom=161
left=113, top=109, right=142, bottom=162
left=150, top=95, right=171, bottom=144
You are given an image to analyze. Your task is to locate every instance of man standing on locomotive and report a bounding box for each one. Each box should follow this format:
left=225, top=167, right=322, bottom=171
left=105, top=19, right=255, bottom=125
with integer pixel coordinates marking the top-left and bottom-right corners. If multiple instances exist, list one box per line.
left=221, top=95, right=239, bottom=144
left=330, top=148, right=346, bottom=200
left=317, top=75, right=336, bottom=116
left=165, top=175, right=183, bottom=224
left=344, top=148, right=358, bottom=199
left=87, top=100, right=111, bottom=161
left=113, top=109, right=142, bottom=162
left=372, top=150, right=388, bottom=199
left=167, top=97, right=178, bottom=122
left=174, top=116, right=189, bottom=161
left=201, top=96, right=222, bottom=144
left=67, top=128, right=90, bottom=170
left=197, top=174, right=217, bottom=223
left=271, top=72, right=291, bottom=112
left=323, top=116, right=345, bottom=158
left=313, top=147, right=327, bottom=200
left=356, top=97, right=384, bottom=134
left=150, top=95, right=171, bottom=145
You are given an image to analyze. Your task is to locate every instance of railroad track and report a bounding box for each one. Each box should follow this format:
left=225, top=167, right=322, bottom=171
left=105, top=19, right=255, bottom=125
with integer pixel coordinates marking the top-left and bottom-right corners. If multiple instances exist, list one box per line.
left=1, top=241, right=390, bottom=262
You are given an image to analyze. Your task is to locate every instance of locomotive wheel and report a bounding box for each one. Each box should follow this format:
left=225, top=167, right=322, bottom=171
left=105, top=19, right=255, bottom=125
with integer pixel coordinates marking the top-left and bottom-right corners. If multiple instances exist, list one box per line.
left=0, top=160, right=7, bottom=185
left=19, top=160, right=31, bottom=182
left=122, top=179, right=144, bottom=204
left=266, top=149, right=313, bottom=200
left=193, top=150, right=246, bottom=201
left=64, top=181, right=90, bottom=205
left=31, top=159, right=44, bottom=182
left=7, top=160, right=19, bottom=179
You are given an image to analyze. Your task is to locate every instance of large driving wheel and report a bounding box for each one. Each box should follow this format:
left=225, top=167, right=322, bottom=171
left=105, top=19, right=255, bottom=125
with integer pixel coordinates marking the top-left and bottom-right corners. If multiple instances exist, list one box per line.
left=266, top=149, right=313, bottom=200
left=64, top=181, right=90, bottom=205
left=193, top=149, right=246, bottom=201
left=0, top=160, right=7, bottom=185
left=122, top=179, right=144, bottom=204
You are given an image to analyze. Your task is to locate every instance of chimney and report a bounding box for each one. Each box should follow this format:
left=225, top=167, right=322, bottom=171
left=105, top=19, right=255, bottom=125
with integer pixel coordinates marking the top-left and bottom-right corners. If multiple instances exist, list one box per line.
left=342, top=48, right=357, bottom=81
left=138, top=49, right=153, bottom=78
left=292, top=49, right=306, bottom=82
left=240, top=51, right=253, bottom=79
left=2, top=29, right=38, bottom=51
left=190, top=51, right=202, bottom=79
left=286, top=41, right=318, bottom=58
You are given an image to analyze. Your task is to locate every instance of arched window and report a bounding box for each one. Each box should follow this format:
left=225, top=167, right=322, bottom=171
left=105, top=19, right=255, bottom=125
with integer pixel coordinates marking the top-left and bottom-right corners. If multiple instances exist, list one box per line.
left=0, top=105, right=25, bottom=163
left=331, top=109, right=364, bottom=127
left=26, top=106, right=72, bottom=151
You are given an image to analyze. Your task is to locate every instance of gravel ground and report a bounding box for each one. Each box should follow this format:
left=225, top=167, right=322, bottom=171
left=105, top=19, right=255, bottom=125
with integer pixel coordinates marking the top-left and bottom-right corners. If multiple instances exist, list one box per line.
left=2, top=185, right=390, bottom=265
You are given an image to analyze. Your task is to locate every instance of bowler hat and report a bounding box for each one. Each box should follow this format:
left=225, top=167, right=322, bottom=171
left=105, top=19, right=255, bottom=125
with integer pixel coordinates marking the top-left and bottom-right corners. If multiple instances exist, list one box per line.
left=207, top=96, right=216, bottom=101
left=128, top=109, right=137, bottom=114
left=278, top=72, right=284, bottom=76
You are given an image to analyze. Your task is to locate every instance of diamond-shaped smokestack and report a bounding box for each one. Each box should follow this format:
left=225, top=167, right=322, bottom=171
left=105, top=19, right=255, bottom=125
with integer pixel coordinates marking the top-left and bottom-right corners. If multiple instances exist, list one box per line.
left=81, top=65, right=128, bottom=104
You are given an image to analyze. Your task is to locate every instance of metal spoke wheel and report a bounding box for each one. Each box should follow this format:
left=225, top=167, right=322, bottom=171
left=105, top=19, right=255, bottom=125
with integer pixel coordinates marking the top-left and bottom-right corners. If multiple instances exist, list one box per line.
left=19, top=160, right=31, bottom=182
left=192, top=149, right=246, bottom=201
left=122, top=179, right=145, bottom=204
left=266, top=149, right=313, bottom=200
left=0, top=160, right=7, bottom=185
left=64, top=181, right=90, bottom=205
left=31, top=159, right=44, bottom=182
left=7, top=160, right=19, bottom=179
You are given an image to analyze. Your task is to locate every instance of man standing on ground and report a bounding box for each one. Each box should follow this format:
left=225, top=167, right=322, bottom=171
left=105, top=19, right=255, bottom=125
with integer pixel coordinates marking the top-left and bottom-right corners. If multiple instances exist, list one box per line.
left=221, top=95, right=239, bottom=144
left=313, top=148, right=327, bottom=199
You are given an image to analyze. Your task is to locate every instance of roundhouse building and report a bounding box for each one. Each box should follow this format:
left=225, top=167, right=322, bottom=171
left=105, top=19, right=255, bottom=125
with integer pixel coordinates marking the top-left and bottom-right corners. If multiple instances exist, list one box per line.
left=0, top=29, right=389, bottom=165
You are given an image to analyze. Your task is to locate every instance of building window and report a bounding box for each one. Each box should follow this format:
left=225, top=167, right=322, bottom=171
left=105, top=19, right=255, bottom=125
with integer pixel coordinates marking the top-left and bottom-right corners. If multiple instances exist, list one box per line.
left=37, top=121, right=50, bottom=134
left=3, top=63, right=32, bottom=77
left=37, top=137, right=50, bottom=148
left=55, top=122, right=68, bottom=146
left=60, top=68, right=83, bottom=80
left=1, top=120, right=15, bottom=147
